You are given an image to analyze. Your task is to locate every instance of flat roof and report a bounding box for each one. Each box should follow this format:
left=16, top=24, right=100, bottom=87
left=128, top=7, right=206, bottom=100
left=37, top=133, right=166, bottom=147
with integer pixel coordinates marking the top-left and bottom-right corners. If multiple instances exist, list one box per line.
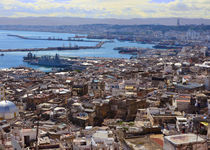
left=164, top=133, right=205, bottom=145
left=175, top=83, right=203, bottom=90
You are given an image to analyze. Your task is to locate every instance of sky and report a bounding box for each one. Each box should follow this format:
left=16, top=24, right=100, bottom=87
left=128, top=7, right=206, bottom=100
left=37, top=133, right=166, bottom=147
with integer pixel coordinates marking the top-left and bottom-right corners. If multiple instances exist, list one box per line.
left=0, top=0, right=209, bottom=18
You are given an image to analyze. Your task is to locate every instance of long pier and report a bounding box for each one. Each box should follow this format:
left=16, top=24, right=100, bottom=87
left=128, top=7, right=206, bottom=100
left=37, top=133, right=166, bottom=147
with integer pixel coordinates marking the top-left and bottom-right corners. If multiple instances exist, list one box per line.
left=0, top=41, right=105, bottom=52
left=7, top=34, right=107, bottom=43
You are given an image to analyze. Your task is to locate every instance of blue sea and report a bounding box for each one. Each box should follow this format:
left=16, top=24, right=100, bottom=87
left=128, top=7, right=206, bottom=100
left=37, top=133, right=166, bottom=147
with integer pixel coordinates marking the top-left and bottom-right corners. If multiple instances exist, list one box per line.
left=0, top=30, right=154, bottom=72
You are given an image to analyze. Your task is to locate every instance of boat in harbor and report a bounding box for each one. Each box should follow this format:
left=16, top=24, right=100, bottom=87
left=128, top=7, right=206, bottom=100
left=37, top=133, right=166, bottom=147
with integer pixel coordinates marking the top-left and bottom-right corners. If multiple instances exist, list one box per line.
left=23, top=52, right=75, bottom=68
left=0, top=54, right=4, bottom=56
left=23, top=52, right=37, bottom=62
left=153, top=44, right=182, bottom=49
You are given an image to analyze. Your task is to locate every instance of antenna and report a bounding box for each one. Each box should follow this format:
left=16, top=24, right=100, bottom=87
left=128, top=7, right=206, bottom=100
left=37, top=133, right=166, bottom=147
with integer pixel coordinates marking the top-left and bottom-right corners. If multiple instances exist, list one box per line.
left=177, top=19, right=180, bottom=26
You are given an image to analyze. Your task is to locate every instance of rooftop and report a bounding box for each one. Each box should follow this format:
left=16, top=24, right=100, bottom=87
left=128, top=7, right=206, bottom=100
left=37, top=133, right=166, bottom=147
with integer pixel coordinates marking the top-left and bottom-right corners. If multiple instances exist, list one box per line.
left=164, top=133, right=206, bottom=145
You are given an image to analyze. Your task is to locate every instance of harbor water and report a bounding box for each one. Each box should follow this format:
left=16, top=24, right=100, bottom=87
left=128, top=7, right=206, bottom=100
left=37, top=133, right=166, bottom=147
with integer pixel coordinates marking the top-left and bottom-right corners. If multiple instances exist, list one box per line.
left=0, top=30, right=154, bottom=72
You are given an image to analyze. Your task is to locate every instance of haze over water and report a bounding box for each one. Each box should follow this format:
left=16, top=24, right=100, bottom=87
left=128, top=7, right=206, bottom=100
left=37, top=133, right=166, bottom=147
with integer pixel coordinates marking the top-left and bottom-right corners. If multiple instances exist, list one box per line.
left=0, top=30, right=154, bottom=72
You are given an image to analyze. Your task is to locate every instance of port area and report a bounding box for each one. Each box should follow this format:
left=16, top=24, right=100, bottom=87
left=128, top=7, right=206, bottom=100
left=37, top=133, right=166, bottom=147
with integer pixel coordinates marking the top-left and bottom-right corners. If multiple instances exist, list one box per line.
left=113, top=46, right=181, bottom=57
left=7, top=34, right=108, bottom=43
left=0, top=41, right=105, bottom=52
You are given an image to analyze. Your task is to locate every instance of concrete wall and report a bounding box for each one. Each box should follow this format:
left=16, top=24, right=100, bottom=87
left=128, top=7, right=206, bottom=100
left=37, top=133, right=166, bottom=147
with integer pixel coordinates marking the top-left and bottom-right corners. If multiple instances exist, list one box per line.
left=176, top=101, right=190, bottom=112
left=164, top=138, right=207, bottom=150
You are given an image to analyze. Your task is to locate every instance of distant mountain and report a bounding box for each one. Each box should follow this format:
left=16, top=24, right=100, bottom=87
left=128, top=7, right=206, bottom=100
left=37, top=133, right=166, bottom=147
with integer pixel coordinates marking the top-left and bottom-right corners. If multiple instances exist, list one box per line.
left=0, top=17, right=209, bottom=26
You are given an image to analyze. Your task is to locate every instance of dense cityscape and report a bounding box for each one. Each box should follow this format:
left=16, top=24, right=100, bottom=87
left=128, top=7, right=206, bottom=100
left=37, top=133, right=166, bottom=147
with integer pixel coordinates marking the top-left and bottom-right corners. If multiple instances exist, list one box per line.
left=0, top=21, right=209, bottom=149
left=0, top=0, right=210, bottom=150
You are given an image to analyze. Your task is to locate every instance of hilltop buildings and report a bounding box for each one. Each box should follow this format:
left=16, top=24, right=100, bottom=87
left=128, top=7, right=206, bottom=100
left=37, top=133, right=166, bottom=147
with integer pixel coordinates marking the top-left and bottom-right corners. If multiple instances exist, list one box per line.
left=0, top=44, right=209, bottom=149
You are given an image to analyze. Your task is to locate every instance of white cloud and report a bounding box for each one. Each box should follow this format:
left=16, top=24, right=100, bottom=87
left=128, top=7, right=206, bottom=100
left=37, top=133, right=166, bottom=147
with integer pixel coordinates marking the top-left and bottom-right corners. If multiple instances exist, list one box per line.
left=0, top=0, right=209, bottom=18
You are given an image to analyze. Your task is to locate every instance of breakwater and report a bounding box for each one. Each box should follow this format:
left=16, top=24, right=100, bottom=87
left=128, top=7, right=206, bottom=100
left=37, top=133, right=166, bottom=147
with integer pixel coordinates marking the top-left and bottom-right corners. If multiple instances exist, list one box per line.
left=7, top=34, right=103, bottom=43
left=0, top=41, right=105, bottom=52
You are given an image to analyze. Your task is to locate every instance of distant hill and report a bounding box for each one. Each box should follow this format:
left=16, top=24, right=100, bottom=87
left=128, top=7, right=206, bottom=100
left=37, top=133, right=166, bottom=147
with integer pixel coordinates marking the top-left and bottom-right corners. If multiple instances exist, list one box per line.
left=0, top=17, right=210, bottom=26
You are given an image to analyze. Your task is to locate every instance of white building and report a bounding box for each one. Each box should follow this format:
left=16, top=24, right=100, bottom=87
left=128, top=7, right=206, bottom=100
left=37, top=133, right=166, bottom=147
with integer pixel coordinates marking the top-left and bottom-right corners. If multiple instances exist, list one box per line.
left=0, top=84, right=19, bottom=120
left=0, top=101, right=19, bottom=120
left=73, top=130, right=119, bottom=150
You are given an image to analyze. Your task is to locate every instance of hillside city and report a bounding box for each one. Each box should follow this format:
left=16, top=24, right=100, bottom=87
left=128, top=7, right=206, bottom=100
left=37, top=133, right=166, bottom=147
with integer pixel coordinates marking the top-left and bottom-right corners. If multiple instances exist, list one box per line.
left=0, top=17, right=209, bottom=150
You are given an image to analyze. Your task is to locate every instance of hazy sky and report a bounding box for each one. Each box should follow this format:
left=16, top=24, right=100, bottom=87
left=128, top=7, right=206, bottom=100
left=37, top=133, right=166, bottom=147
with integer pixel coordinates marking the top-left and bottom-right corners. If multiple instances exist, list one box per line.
left=0, top=0, right=209, bottom=18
